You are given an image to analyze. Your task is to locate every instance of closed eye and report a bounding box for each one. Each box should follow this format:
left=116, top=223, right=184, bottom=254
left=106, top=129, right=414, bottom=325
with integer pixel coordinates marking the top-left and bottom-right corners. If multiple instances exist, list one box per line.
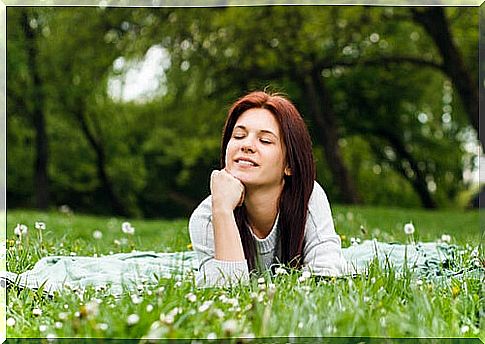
left=260, top=139, right=272, bottom=144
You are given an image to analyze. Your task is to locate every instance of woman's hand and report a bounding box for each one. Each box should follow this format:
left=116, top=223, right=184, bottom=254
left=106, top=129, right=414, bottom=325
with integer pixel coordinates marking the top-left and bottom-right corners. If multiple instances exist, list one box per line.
left=210, top=169, right=245, bottom=212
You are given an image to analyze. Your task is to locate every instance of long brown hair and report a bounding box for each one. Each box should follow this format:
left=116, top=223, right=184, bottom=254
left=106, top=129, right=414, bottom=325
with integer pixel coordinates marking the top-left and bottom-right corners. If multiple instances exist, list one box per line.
left=220, top=91, right=315, bottom=272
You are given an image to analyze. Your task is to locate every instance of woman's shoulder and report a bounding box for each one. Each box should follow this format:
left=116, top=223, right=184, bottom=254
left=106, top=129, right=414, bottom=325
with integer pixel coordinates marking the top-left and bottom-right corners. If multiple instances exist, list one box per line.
left=309, top=180, right=330, bottom=209
left=189, top=195, right=213, bottom=222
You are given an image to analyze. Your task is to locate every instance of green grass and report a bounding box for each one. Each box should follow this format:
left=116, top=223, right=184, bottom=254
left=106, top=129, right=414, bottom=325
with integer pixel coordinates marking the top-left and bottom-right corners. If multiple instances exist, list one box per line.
left=5, top=206, right=484, bottom=340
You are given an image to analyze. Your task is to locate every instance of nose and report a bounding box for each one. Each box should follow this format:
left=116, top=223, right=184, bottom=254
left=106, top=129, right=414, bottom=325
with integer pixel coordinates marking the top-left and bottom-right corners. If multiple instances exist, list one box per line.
left=240, top=137, right=256, bottom=153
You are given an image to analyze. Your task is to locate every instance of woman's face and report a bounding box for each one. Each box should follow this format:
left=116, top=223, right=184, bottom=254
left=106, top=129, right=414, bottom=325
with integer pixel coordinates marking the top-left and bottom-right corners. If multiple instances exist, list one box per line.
left=225, top=108, right=288, bottom=189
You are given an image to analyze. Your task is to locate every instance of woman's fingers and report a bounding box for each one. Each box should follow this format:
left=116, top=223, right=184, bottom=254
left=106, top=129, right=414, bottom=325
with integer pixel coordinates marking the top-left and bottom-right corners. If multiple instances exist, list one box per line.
left=210, top=169, right=245, bottom=210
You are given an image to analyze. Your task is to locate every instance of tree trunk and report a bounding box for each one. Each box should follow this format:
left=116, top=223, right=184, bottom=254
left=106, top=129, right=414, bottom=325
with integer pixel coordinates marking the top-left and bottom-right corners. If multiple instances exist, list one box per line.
left=22, top=10, right=49, bottom=210
left=73, top=108, right=130, bottom=217
left=301, top=69, right=362, bottom=204
left=373, top=130, right=437, bottom=209
left=411, top=8, right=480, bottom=147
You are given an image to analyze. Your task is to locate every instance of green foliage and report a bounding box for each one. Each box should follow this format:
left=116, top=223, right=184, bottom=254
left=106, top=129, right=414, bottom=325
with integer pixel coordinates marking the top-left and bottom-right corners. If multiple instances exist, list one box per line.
left=6, top=7, right=480, bottom=216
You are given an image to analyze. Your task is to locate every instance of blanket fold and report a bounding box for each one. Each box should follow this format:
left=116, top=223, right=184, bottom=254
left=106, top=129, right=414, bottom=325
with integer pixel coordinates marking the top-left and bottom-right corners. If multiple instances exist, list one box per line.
left=2, top=241, right=481, bottom=296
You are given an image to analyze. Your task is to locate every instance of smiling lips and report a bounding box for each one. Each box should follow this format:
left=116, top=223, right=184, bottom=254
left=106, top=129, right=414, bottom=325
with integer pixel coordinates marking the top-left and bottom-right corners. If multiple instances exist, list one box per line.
left=234, top=157, right=259, bottom=167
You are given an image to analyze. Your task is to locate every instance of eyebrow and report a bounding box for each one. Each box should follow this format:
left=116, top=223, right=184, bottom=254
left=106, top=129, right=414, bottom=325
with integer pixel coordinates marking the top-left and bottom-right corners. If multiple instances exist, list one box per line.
left=234, top=125, right=279, bottom=139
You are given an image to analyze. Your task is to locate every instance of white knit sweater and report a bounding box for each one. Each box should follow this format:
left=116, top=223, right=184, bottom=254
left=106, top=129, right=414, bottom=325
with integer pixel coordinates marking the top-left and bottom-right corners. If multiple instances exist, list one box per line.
left=189, top=181, right=349, bottom=287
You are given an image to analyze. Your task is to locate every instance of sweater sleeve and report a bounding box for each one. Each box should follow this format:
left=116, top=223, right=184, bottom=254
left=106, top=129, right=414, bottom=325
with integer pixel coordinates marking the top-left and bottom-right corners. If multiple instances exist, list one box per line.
left=188, top=196, right=250, bottom=288
left=302, top=182, right=351, bottom=276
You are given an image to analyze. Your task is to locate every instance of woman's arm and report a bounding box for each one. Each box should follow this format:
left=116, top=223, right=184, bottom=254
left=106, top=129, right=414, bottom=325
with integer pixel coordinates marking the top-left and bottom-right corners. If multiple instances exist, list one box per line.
left=210, top=169, right=246, bottom=261
left=302, top=181, right=351, bottom=276
left=188, top=170, right=248, bottom=287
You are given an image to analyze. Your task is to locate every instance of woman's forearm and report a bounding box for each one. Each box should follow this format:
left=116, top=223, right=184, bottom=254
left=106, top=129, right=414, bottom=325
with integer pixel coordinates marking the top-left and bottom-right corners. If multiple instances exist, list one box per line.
left=212, top=206, right=246, bottom=261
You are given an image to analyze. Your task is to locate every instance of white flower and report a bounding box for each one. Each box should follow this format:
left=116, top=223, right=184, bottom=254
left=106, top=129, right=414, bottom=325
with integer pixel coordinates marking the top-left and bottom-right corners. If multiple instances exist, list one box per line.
left=59, top=204, right=72, bottom=214
left=14, top=224, right=28, bottom=237
left=98, top=323, right=109, bottom=331
left=257, top=277, right=265, bottom=284
left=416, top=279, right=423, bottom=286
left=274, top=267, right=287, bottom=275
left=186, top=292, right=197, bottom=302
left=302, top=271, right=312, bottom=279
left=146, top=304, right=154, bottom=313
left=84, top=300, right=99, bottom=316
left=207, top=332, right=217, bottom=340
left=39, top=324, right=47, bottom=332
left=198, top=300, right=213, bottom=312
left=460, top=325, right=469, bottom=334
left=35, top=222, right=46, bottom=230
left=32, top=308, right=42, bottom=316
left=213, top=308, right=225, bottom=318
left=121, top=222, right=135, bottom=235
left=441, top=234, right=451, bottom=243
left=126, top=314, right=140, bottom=326
left=370, top=277, right=376, bottom=284
left=55, top=322, right=63, bottom=329
left=222, top=319, right=238, bottom=334
left=92, top=230, right=103, bottom=240
left=6, top=317, right=16, bottom=327
left=131, top=294, right=143, bottom=304
left=298, top=276, right=306, bottom=283
left=404, top=222, right=415, bottom=235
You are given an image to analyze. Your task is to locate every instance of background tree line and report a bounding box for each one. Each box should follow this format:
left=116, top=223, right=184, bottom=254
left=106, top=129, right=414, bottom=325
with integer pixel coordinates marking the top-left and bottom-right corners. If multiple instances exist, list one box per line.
left=6, top=6, right=480, bottom=218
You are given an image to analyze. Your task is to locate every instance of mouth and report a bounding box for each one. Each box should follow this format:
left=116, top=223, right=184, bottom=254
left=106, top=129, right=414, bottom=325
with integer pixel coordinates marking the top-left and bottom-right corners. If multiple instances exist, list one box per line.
left=234, top=158, right=259, bottom=167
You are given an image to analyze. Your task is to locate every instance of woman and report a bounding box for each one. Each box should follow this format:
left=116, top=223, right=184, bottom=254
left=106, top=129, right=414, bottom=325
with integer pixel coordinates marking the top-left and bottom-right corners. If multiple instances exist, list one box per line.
left=189, top=91, right=348, bottom=287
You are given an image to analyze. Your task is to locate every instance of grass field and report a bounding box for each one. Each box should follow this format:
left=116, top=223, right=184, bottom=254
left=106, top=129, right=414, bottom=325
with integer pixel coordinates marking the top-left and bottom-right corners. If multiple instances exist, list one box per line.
left=5, top=206, right=484, bottom=340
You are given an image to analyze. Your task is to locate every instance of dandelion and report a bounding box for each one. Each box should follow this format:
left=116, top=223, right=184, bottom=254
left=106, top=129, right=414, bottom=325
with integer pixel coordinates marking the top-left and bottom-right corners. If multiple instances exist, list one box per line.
left=404, top=222, right=415, bottom=235
left=131, top=294, right=143, bottom=304
left=45, top=334, right=56, bottom=341
left=440, top=234, right=451, bottom=243
left=98, top=323, right=109, bottom=331
left=198, top=300, right=213, bottom=312
left=14, top=224, right=28, bottom=238
left=32, top=308, right=42, bottom=316
left=122, top=222, right=135, bottom=235
left=6, top=317, right=16, bottom=327
left=81, top=300, right=100, bottom=317
left=213, top=308, right=225, bottom=318
left=207, top=332, right=217, bottom=340
left=127, top=314, right=140, bottom=326
left=35, top=222, right=46, bottom=230
left=92, top=230, right=103, bottom=240
left=452, top=285, right=460, bottom=297
left=460, top=325, right=469, bottom=334
left=222, top=319, right=238, bottom=335
left=186, top=292, right=197, bottom=302
left=274, top=267, right=287, bottom=275
left=59, top=204, right=72, bottom=214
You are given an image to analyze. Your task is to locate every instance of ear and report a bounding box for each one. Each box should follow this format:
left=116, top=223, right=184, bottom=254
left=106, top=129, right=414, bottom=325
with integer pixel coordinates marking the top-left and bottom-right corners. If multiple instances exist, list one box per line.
left=284, top=166, right=292, bottom=176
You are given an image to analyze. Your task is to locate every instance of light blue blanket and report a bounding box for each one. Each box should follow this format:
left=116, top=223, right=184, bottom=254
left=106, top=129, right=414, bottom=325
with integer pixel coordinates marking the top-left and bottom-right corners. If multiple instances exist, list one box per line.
left=2, top=241, right=481, bottom=296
